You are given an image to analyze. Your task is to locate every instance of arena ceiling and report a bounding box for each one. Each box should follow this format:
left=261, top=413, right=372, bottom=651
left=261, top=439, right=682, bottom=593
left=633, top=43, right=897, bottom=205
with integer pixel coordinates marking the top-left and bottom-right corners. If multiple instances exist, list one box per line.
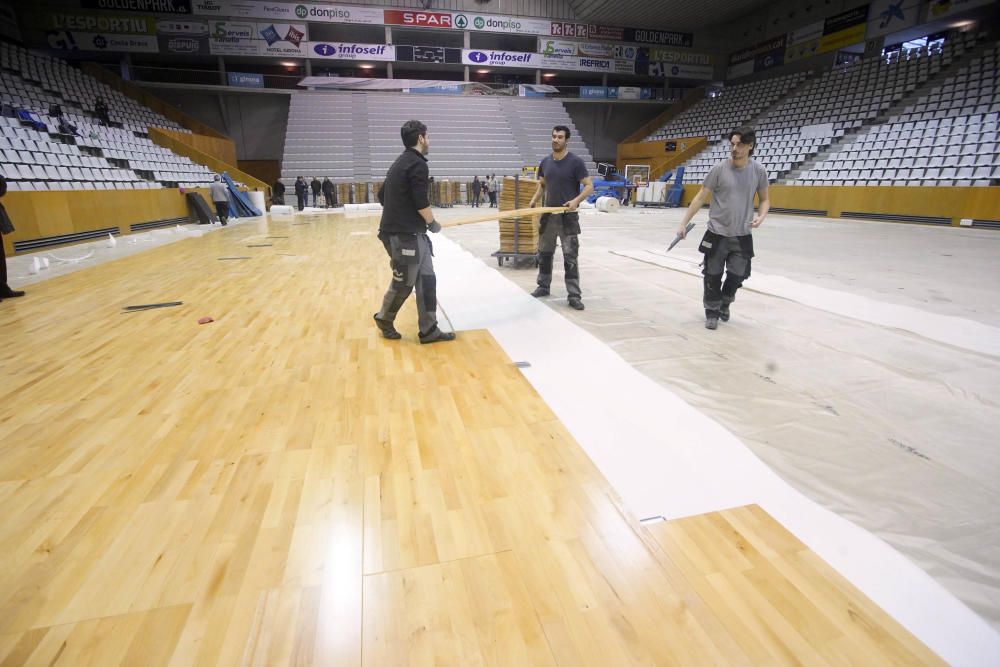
left=565, top=0, right=777, bottom=31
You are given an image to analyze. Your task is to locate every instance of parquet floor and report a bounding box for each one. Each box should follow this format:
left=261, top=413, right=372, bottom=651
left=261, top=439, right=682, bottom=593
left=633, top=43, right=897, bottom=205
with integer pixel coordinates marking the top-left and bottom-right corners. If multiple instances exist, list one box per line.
left=0, top=213, right=943, bottom=665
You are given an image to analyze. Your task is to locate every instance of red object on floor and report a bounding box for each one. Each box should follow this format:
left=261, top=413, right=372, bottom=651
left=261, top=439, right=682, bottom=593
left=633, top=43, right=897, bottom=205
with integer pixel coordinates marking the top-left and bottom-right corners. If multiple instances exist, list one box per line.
left=198, top=316, right=214, bottom=324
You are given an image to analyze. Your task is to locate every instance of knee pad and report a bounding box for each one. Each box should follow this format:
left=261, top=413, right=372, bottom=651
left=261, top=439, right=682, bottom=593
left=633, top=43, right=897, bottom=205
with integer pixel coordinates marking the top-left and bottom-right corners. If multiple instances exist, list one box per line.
left=703, top=272, right=723, bottom=291
left=722, top=274, right=744, bottom=297
left=420, top=274, right=437, bottom=312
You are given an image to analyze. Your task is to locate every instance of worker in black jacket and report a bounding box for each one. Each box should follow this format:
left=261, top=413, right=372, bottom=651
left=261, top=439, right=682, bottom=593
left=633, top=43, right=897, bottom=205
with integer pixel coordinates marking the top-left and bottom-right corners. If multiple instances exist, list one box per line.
left=272, top=179, right=285, bottom=205
left=322, top=177, right=336, bottom=207
left=1, top=176, right=26, bottom=301
left=310, top=177, right=321, bottom=207
left=373, top=120, right=454, bottom=344
left=294, top=176, right=307, bottom=211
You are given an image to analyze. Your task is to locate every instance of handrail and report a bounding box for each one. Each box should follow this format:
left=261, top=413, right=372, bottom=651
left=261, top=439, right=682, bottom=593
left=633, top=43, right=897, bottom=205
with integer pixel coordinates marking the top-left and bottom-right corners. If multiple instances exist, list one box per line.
left=148, top=127, right=271, bottom=200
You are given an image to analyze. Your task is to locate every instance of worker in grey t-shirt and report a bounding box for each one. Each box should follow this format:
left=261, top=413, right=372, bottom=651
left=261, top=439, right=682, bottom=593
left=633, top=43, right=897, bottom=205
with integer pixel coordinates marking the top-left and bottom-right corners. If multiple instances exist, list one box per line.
left=209, top=174, right=229, bottom=226
left=528, top=125, right=594, bottom=310
left=676, top=125, right=770, bottom=329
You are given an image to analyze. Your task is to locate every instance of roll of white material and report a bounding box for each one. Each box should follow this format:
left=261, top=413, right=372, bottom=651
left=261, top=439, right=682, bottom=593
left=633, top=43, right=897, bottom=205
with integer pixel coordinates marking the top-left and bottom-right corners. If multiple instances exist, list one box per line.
left=345, top=203, right=383, bottom=212
left=248, top=191, right=265, bottom=213
left=579, top=200, right=596, bottom=209
left=270, top=205, right=294, bottom=216
left=596, top=196, right=620, bottom=213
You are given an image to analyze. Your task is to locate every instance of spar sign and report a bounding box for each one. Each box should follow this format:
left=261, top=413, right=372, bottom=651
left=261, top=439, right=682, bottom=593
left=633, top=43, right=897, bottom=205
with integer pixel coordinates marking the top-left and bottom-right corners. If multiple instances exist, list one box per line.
left=383, top=10, right=452, bottom=28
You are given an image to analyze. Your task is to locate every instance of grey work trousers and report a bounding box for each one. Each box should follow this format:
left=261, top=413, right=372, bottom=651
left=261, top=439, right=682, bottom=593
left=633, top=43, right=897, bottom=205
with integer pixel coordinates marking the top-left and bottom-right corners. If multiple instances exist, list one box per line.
left=536, top=213, right=581, bottom=298
left=703, top=235, right=750, bottom=318
left=376, top=233, right=438, bottom=335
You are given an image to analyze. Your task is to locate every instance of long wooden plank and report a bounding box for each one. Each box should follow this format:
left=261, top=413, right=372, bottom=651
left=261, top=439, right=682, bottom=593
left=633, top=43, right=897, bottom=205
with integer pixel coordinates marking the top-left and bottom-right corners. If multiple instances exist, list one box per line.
left=441, top=206, right=567, bottom=229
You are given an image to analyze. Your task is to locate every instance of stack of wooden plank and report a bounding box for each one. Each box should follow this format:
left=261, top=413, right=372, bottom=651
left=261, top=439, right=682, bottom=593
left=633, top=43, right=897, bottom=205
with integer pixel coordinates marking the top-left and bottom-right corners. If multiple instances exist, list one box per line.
left=337, top=183, right=351, bottom=205
left=499, top=176, right=540, bottom=255
left=352, top=183, right=367, bottom=204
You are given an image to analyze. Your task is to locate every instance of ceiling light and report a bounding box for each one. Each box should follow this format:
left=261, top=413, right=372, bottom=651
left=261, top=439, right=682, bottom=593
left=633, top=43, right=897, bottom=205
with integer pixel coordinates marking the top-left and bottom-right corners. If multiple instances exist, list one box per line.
left=279, top=61, right=298, bottom=67
left=359, top=64, right=374, bottom=69
left=477, top=69, right=490, bottom=74
left=542, top=72, right=556, bottom=78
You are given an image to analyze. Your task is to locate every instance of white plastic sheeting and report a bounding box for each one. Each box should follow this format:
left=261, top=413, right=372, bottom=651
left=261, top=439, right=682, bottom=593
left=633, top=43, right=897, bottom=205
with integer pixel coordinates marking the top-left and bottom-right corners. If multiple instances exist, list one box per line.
left=431, top=232, right=1000, bottom=665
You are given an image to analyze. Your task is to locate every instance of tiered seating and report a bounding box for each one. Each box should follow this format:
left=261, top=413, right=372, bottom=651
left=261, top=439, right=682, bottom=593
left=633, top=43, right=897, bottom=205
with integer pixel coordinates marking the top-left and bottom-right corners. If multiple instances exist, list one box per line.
left=644, top=72, right=807, bottom=142
left=280, top=91, right=595, bottom=188
left=681, top=132, right=826, bottom=183
left=677, top=32, right=980, bottom=185
left=366, top=94, right=523, bottom=180
left=799, top=39, right=999, bottom=186
left=501, top=97, right=595, bottom=169
left=0, top=42, right=215, bottom=190
left=281, top=92, right=355, bottom=183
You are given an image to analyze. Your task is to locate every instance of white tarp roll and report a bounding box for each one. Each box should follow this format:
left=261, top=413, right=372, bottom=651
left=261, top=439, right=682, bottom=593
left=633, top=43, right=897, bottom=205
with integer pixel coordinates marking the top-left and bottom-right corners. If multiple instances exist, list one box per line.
left=248, top=191, right=266, bottom=213
left=270, top=205, right=294, bottom=216
left=596, top=196, right=621, bottom=213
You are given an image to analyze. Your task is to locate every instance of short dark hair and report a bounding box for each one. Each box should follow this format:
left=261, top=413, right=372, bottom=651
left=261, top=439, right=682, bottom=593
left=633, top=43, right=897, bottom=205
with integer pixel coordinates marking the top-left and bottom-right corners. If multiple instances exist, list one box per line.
left=728, top=125, right=756, bottom=155
left=401, top=120, right=427, bottom=148
left=552, top=125, right=571, bottom=140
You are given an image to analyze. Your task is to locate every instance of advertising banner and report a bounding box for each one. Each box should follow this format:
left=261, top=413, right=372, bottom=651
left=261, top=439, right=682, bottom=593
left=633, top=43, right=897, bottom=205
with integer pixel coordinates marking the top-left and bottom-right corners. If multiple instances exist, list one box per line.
left=927, top=0, right=994, bottom=18
left=538, top=38, right=577, bottom=56
left=208, top=19, right=257, bottom=55
left=818, top=4, right=868, bottom=53
left=454, top=13, right=552, bottom=36
left=258, top=22, right=308, bottom=57
left=647, top=47, right=712, bottom=64
left=651, top=62, right=715, bottom=79
left=383, top=9, right=453, bottom=28
left=193, top=1, right=381, bottom=24
left=622, top=27, right=693, bottom=47
left=729, top=35, right=786, bottom=64
left=46, top=30, right=160, bottom=52
left=227, top=71, right=264, bottom=87
left=580, top=86, right=608, bottom=99
left=865, top=0, right=921, bottom=39
left=462, top=48, right=632, bottom=75
left=549, top=22, right=590, bottom=38
left=156, top=18, right=209, bottom=55
left=35, top=11, right=156, bottom=34
left=308, top=42, right=395, bottom=61
left=82, top=0, right=192, bottom=14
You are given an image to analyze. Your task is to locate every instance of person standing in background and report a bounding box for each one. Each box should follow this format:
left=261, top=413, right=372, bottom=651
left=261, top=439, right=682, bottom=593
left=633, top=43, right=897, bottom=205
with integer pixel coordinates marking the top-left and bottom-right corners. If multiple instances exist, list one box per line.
left=209, top=174, right=229, bottom=225
left=272, top=179, right=285, bottom=205
left=471, top=175, right=481, bottom=208
left=310, top=177, right=321, bottom=207
left=294, top=176, right=308, bottom=211
left=488, top=174, right=498, bottom=207
left=0, top=175, right=26, bottom=302
left=322, top=177, right=336, bottom=207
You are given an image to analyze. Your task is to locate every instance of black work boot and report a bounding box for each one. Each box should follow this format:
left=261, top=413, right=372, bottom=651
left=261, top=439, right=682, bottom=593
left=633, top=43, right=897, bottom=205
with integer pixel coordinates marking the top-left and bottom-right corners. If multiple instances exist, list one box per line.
left=419, top=326, right=456, bottom=344
left=531, top=287, right=549, bottom=297
left=719, top=302, right=731, bottom=322
left=373, top=314, right=401, bottom=340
